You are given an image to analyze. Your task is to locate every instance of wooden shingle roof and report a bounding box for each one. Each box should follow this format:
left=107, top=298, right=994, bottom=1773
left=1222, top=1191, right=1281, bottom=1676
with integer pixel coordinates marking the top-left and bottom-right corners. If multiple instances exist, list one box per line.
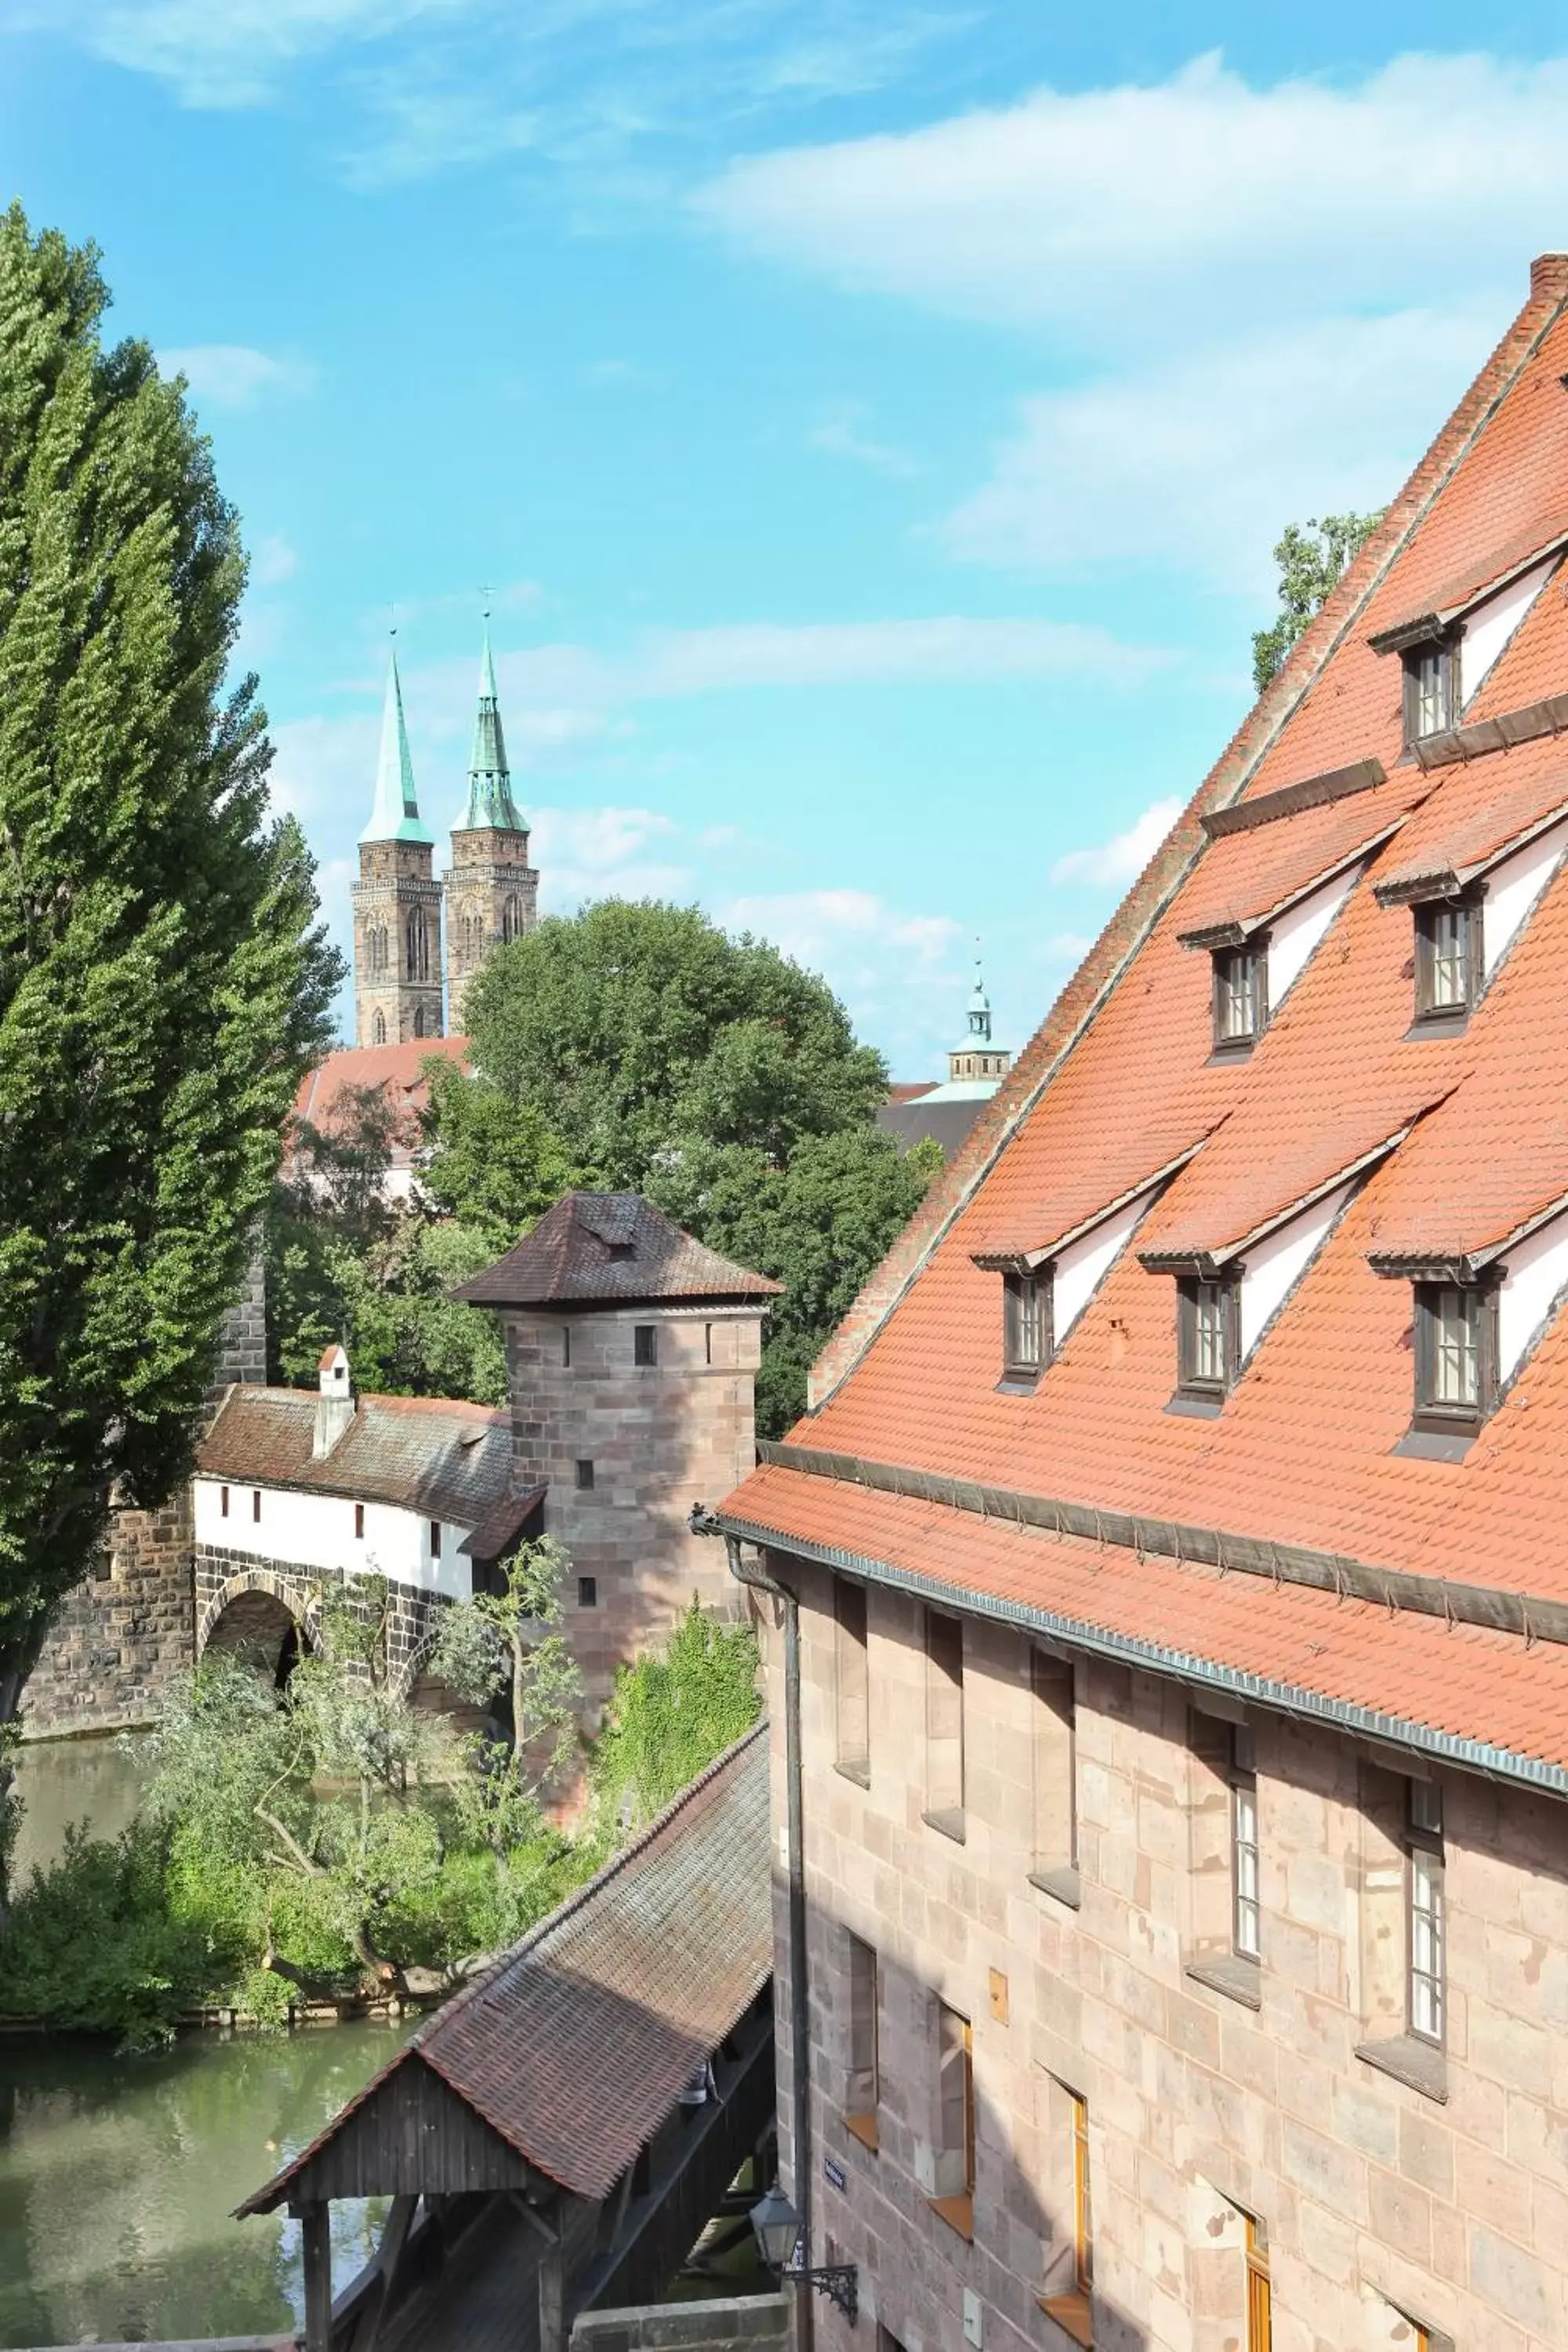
left=453, top=1192, right=780, bottom=1309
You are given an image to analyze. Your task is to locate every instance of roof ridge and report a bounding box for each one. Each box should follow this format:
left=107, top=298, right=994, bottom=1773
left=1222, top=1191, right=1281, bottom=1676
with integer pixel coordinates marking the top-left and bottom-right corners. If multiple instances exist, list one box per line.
left=803, top=267, right=1568, bottom=1417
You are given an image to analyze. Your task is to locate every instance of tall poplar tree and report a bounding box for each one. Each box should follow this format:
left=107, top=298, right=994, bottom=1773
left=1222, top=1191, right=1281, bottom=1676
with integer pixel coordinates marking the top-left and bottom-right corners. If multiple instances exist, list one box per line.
left=0, top=209, right=341, bottom=1786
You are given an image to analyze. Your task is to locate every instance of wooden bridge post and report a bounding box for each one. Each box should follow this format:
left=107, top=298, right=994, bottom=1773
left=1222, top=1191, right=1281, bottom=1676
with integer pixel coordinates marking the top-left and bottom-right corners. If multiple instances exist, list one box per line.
left=299, top=2201, right=332, bottom=2352
left=538, top=2240, right=567, bottom=2352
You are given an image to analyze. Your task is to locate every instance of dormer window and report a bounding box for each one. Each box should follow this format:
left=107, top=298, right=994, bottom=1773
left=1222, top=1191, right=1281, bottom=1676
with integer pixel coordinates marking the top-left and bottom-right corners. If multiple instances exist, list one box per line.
left=1413, top=897, right=1478, bottom=1024
left=1176, top=1276, right=1238, bottom=1402
left=1402, top=639, right=1457, bottom=744
left=1003, top=1271, right=1049, bottom=1383
left=1414, top=1280, right=1497, bottom=1435
left=1211, top=944, right=1266, bottom=1054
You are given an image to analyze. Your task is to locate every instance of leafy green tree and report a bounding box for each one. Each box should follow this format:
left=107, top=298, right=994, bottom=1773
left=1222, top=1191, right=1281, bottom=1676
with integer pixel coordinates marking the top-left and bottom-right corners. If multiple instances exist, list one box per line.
left=1252, top=512, right=1383, bottom=692
left=651, top=1125, right=944, bottom=1436
left=0, top=209, right=340, bottom=1865
left=589, top=1596, right=760, bottom=1838
left=418, top=1054, right=591, bottom=1249
left=429, top=1535, right=583, bottom=1856
left=454, top=899, right=888, bottom=1189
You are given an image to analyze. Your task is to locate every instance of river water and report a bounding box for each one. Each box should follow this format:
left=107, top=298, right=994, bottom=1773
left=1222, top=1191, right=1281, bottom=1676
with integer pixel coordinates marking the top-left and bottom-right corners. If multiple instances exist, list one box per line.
left=2, top=1740, right=408, bottom=2349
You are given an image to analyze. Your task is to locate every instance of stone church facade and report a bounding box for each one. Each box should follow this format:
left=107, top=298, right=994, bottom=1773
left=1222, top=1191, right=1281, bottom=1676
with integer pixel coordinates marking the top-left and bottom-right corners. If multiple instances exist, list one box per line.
left=351, top=625, right=539, bottom=1047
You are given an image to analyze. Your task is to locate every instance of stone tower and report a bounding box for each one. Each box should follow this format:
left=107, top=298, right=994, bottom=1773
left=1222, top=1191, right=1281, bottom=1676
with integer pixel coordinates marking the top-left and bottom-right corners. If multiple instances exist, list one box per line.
left=445, top=623, right=538, bottom=1033
left=351, top=645, right=444, bottom=1048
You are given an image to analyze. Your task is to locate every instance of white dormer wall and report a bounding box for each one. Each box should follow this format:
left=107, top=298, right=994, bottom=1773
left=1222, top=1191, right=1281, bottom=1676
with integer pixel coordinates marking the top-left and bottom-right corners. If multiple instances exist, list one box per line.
left=1054, top=1180, right=1163, bottom=1342
left=191, top=1477, right=476, bottom=1601
left=1238, top=1179, right=1355, bottom=1359
left=1480, top=815, right=1568, bottom=981
left=1265, top=866, right=1363, bottom=1011
left=1458, top=554, right=1559, bottom=706
left=1498, top=1209, right=1568, bottom=1387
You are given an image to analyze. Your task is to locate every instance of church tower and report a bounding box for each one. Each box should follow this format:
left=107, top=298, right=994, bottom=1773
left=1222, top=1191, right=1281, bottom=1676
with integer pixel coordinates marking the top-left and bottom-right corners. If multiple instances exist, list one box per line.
left=445, top=622, right=538, bottom=1033
left=947, top=954, right=1011, bottom=1084
left=351, top=644, right=445, bottom=1048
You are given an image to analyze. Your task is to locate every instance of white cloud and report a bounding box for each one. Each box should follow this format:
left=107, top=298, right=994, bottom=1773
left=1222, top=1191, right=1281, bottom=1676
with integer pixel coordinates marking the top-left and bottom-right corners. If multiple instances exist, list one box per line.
left=1050, top=797, right=1182, bottom=887
left=162, top=343, right=312, bottom=407
left=723, top=887, right=964, bottom=1073
left=24, top=0, right=462, bottom=107
left=251, top=533, right=298, bottom=588
left=267, top=710, right=377, bottom=825
left=946, top=307, right=1490, bottom=593
left=589, top=615, right=1163, bottom=695
left=695, top=53, right=1568, bottom=344
left=809, top=401, right=920, bottom=479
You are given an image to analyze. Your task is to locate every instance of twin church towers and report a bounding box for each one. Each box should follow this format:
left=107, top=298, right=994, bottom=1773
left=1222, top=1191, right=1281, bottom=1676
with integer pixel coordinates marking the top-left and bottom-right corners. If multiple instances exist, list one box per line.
left=351, top=627, right=538, bottom=1047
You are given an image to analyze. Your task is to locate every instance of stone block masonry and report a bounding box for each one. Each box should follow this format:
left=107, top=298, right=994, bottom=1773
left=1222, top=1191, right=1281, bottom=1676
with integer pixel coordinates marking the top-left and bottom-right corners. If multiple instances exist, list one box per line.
left=192, top=1544, right=447, bottom=1691
left=571, top=2295, right=788, bottom=2350
left=20, top=1494, right=196, bottom=1740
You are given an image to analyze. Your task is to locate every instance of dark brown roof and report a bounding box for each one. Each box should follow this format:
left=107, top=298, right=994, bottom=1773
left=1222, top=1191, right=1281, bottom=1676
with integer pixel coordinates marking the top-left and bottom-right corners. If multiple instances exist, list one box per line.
left=457, top=1483, right=547, bottom=1562
left=198, top=1386, right=512, bottom=1523
left=238, top=1724, right=770, bottom=2212
left=452, top=1191, right=780, bottom=1308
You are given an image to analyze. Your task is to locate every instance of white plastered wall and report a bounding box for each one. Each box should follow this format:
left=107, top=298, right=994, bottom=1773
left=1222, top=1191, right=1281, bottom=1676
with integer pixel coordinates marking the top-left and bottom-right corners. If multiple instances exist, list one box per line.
left=1266, top=865, right=1361, bottom=1009
left=1240, top=1180, right=1353, bottom=1359
left=1458, top=554, right=1558, bottom=706
left=1498, top=1209, right=1568, bottom=1386
left=1054, top=1181, right=1160, bottom=1341
left=192, top=1477, right=475, bottom=1600
left=1480, top=815, right=1568, bottom=980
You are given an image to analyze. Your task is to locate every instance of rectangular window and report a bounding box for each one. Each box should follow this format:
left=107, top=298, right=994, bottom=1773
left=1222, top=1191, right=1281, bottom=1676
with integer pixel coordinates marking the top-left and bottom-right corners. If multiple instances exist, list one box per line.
left=845, top=1933, right=879, bottom=2147
left=561, top=1326, right=572, bottom=1368
left=354, top=1503, right=365, bottom=1540
left=1038, top=2073, right=1094, bottom=2343
left=252, top=1488, right=262, bottom=1524
left=1413, top=898, right=1477, bottom=1021
left=578, top=1575, right=597, bottom=1610
left=1408, top=1782, right=1445, bottom=2046
left=1231, top=1726, right=1261, bottom=1962
left=220, top=1484, right=229, bottom=1519
left=924, top=1609, right=965, bottom=1837
left=705, top=1321, right=713, bottom=1365
left=1003, top=1270, right=1049, bottom=1379
left=1414, top=1281, right=1496, bottom=1430
left=1212, top=942, right=1266, bottom=1051
left=1029, top=1651, right=1078, bottom=1901
left=429, top=1519, right=442, bottom=1559
left=1245, top=2216, right=1272, bottom=2351
left=1177, top=1275, right=1238, bottom=1399
left=1403, top=640, right=1457, bottom=742
left=633, top=1323, right=658, bottom=1367
left=931, top=2002, right=975, bottom=2235
left=834, top=1577, right=870, bottom=1783
left=575, top=1459, right=595, bottom=1490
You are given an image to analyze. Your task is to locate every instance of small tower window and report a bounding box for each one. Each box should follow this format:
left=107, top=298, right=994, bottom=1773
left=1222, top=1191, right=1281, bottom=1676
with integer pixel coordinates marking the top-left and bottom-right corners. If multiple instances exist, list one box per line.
left=634, top=1324, right=658, bottom=1367
left=372, top=1009, right=387, bottom=1046
left=1413, top=898, right=1479, bottom=1023
left=575, top=1459, right=595, bottom=1490
left=1403, top=639, right=1457, bottom=744
left=1211, top=943, right=1266, bottom=1053
left=413, top=1003, right=426, bottom=1038
left=502, top=894, right=522, bottom=943
left=561, top=1327, right=572, bottom=1368
left=578, top=1576, right=598, bottom=1610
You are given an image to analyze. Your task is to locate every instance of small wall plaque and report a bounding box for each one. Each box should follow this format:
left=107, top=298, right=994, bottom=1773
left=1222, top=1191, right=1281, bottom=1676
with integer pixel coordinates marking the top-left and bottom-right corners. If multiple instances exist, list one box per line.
left=824, top=2154, right=847, bottom=2192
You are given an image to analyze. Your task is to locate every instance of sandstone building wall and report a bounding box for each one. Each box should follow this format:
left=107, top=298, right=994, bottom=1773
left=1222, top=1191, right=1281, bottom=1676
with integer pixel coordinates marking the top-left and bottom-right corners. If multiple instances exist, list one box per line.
left=762, top=1554, right=1563, bottom=2352
left=504, top=1302, right=760, bottom=1715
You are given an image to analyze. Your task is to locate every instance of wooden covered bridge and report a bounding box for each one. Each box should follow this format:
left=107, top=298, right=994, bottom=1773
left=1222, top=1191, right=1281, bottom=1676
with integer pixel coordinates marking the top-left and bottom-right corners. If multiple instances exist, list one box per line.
left=238, top=1726, right=775, bottom=2352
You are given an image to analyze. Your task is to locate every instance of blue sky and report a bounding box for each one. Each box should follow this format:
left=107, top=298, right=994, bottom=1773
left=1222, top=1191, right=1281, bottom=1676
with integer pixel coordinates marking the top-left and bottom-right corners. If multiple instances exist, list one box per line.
left=7, top=9, right=1568, bottom=1072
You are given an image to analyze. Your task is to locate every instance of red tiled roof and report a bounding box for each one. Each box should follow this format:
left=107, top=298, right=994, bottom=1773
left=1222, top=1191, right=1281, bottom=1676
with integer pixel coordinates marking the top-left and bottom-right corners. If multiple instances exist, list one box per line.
left=290, top=1036, right=469, bottom=1169
left=730, top=260, right=1568, bottom=1773
left=198, top=1385, right=510, bottom=1521
left=454, top=1191, right=781, bottom=1308
left=1175, top=775, right=1432, bottom=946
left=238, top=1726, right=770, bottom=2212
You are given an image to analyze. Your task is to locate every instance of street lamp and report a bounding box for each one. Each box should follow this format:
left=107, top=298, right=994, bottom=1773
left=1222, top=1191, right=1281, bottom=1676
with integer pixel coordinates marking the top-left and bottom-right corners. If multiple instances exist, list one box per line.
left=749, top=2183, right=858, bottom=2323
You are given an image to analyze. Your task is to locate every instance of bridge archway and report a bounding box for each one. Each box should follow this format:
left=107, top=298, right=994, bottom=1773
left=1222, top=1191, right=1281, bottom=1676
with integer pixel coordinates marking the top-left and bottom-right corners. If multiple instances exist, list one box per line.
left=198, top=1569, right=319, bottom=1686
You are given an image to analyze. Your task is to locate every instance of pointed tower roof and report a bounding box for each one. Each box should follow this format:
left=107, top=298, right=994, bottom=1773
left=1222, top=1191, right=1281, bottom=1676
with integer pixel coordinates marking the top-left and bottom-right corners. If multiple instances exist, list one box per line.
left=359, top=645, right=434, bottom=847
left=459, top=622, right=527, bottom=833
left=962, top=947, right=993, bottom=1046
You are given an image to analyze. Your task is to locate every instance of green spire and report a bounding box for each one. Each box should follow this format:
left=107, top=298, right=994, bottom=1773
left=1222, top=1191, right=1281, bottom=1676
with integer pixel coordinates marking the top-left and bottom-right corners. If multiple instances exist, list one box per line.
left=965, top=946, right=993, bottom=1044
left=359, top=644, right=434, bottom=846
left=459, top=620, right=527, bottom=833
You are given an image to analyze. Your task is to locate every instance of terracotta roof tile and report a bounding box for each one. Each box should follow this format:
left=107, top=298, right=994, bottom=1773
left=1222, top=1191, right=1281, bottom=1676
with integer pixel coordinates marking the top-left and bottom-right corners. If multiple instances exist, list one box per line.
left=291, top=1038, right=468, bottom=1171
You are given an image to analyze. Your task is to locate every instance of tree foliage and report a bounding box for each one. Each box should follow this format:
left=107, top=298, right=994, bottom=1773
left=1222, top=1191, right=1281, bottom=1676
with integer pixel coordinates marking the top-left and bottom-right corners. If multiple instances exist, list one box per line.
left=428, top=1536, right=583, bottom=1854
left=0, top=206, right=340, bottom=1787
left=1251, top=512, right=1383, bottom=693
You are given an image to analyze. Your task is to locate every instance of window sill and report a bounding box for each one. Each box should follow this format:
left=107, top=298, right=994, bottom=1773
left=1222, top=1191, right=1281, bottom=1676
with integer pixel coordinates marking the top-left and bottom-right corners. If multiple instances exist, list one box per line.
left=833, top=1759, right=871, bottom=1790
left=1206, top=1038, right=1257, bottom=1064
left=1185, top=1953, right=1262, bottom=2011
left=1392, top=1426, right=1475, bottom=1462
left=1355, top=2032, right=1448, bottom=2103
left=995, top=1373, right=1042, bottom=1396
left=1403, top=1013, right=1470, bottom=1040
left=922, top=1806, right=967, bottom=1845
left=1029, top=1864, right=1082, bottom=1911
left=1038, top=2291, right=1094, bottom=2348
left=844, top=2111, right=879, bottom=2154
left=927, top=2191, right=973, bottom=2241
left=1164, top=1392, right=1223, bottom=1419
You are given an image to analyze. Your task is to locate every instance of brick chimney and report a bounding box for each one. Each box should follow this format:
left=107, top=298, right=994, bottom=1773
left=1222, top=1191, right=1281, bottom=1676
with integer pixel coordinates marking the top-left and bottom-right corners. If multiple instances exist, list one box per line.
left=1530, top=253, right=1568, bottom=304
left=314, top=1342, right=355, bottom=1458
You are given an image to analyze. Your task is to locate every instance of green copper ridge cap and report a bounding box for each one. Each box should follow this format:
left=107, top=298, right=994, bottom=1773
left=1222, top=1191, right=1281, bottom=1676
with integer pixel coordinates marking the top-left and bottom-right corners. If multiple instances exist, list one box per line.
left=359, top=646, right=434, bottom=846
left=459, top=621, right=527, bottom=833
